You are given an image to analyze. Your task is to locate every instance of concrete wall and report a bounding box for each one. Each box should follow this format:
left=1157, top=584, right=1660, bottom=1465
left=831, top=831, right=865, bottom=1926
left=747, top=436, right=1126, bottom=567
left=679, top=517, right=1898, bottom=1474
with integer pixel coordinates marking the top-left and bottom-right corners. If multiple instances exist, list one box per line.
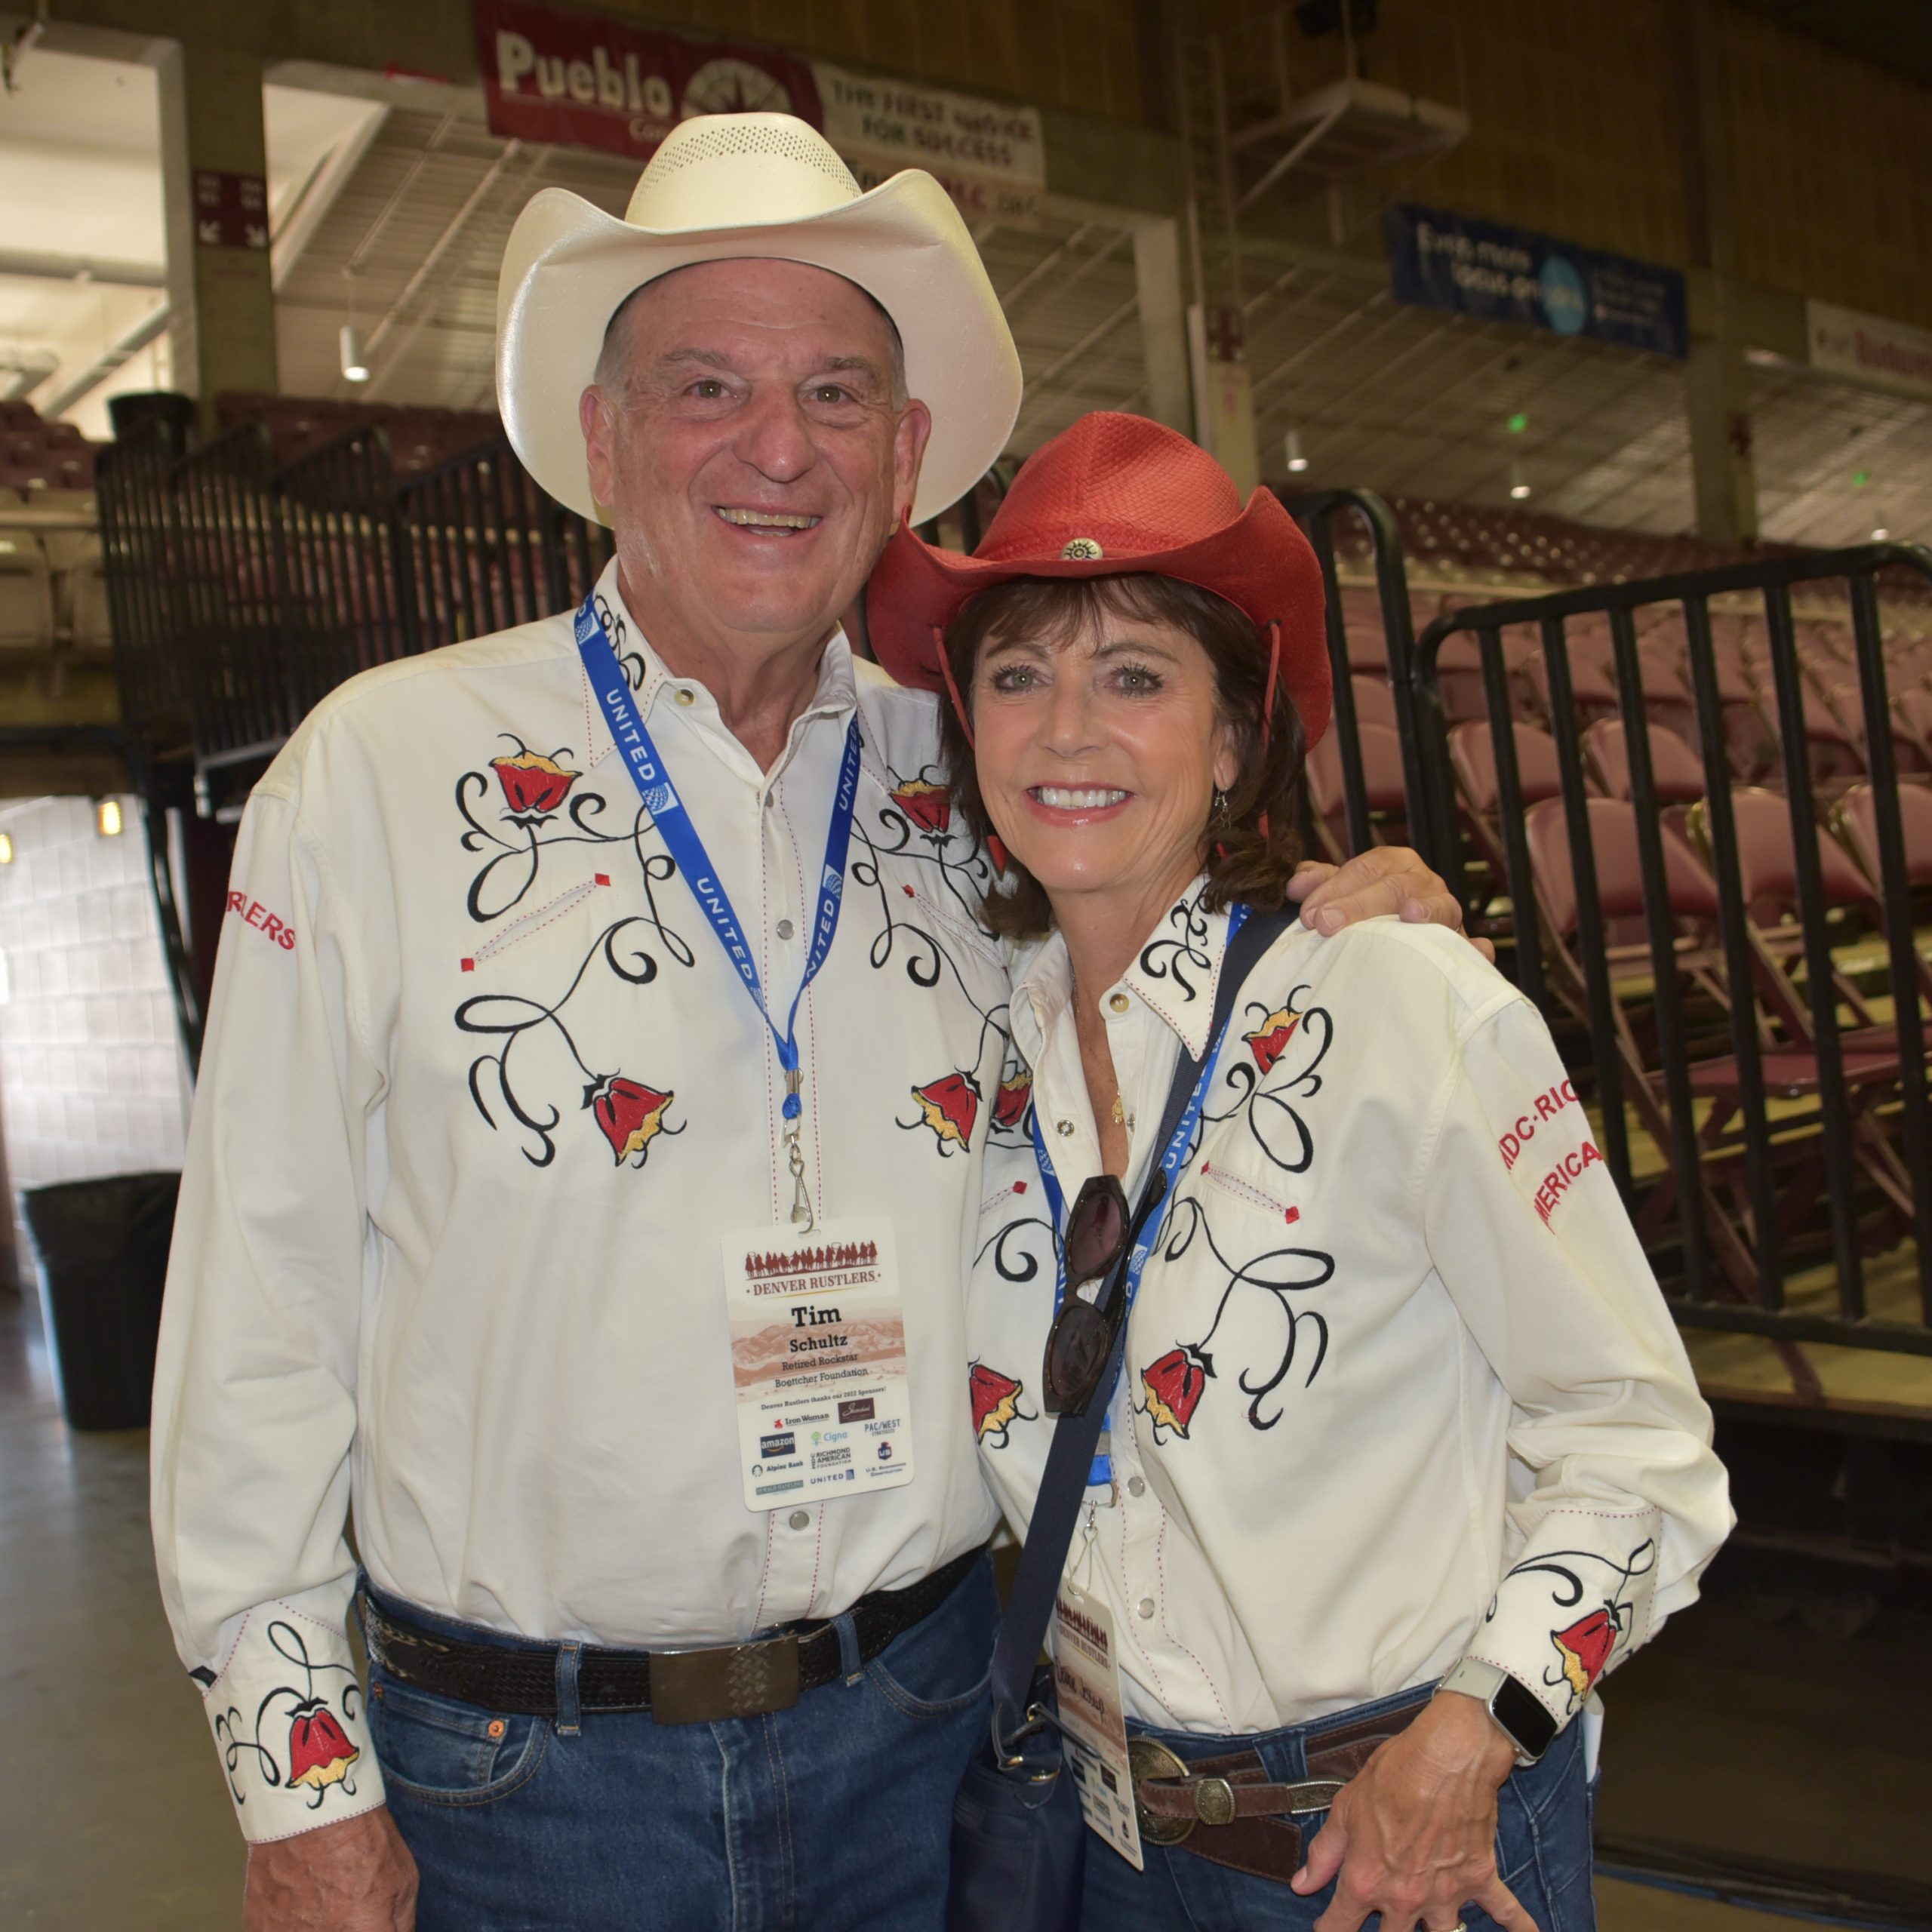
left=0, top=795, right=189, bottom=1273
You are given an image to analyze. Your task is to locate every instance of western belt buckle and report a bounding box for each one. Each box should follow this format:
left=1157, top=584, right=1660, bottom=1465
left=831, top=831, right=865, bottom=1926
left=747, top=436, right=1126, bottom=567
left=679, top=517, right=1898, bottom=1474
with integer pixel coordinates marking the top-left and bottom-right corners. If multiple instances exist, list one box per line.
left=1128, top=1737, right=1199, bottom=1846
left=651, top=1635, right=801, bottom=1726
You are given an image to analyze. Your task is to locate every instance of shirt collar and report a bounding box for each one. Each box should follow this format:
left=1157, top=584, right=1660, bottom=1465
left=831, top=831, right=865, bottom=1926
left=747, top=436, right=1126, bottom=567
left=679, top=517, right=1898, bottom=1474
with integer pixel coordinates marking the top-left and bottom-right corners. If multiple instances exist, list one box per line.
left=1008, top=875, right=1235, bottom=1068
left=579, top=558, right=860, bottom=776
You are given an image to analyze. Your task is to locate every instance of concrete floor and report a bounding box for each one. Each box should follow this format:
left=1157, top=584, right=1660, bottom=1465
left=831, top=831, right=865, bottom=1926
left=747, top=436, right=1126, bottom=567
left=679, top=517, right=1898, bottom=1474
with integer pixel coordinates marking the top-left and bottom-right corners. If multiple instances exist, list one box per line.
left=2, top=1282, right=1921, bottom=1930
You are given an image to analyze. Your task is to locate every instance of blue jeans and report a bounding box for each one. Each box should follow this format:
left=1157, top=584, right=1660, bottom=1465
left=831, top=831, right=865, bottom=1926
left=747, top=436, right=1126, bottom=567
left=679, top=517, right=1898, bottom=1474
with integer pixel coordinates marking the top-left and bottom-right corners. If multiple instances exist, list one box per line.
left=1082, top=1686, right=1596, bottom=1932
left=361, top=1552, right=998, bottom=1931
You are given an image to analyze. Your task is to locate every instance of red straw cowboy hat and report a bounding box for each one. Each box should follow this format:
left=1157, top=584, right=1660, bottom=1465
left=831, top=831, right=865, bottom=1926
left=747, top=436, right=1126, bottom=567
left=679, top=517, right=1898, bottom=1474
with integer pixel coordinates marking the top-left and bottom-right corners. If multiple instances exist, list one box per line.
left=866, top=411, right=1331, bottom=749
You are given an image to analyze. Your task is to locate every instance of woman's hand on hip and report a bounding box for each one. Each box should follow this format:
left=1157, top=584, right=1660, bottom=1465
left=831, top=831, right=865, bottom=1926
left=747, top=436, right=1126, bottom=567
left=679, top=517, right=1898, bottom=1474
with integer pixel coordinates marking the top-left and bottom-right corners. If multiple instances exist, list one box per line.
left=1288, top=849, right=1496, bottom=963
left=1291, top=1691, right=1534, bottom=1932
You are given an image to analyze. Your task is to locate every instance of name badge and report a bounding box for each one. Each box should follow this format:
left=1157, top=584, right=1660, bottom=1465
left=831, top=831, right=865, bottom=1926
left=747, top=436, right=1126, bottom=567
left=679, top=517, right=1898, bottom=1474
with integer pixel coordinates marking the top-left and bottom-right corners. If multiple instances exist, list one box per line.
left=722, top=1219, right=914, bottom=1512
left=1052, top=1580, right=1143, bottom=1869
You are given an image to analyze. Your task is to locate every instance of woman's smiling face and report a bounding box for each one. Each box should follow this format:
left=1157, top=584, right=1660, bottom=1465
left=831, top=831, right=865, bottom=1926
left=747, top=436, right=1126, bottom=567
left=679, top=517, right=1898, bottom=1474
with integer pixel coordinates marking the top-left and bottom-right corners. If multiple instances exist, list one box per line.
left=968, top=582, right=1241, bottom=924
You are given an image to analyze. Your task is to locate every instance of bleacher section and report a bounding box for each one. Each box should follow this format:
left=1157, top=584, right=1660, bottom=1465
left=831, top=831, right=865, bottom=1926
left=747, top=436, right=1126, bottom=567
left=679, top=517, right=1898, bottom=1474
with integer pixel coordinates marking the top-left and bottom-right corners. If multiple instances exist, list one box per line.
left=0, top=400, right=108, bottom=660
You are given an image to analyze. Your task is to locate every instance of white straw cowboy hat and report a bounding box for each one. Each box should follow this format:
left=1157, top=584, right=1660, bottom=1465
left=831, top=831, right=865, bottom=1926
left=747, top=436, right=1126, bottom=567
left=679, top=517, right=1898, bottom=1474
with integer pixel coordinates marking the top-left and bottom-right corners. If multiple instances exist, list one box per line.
left=497, top=113, right=1023, bottom=527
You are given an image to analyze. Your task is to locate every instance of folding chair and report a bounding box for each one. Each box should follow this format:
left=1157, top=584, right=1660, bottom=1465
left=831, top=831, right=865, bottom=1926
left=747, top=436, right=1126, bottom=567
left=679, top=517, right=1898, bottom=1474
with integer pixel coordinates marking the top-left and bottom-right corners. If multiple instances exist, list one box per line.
left=1583, top=719, right=1706, bottom=808
left=1524, top=796, right=1903, bottom=1294
left=1835, top=780, right=1932, bottom=1012
left=1304, top=720, right=1409, bottom=860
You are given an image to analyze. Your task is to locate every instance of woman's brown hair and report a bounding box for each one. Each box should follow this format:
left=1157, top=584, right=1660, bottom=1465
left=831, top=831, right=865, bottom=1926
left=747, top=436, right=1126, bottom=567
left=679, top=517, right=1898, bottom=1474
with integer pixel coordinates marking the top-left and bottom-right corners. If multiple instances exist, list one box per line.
left=935, top=573, right=1309, bottom=941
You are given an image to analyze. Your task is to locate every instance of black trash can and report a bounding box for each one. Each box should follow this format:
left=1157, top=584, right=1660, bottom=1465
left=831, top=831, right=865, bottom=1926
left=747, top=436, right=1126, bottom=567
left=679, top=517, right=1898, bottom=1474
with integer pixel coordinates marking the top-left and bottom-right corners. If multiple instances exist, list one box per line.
left=23, top=1171, right=181, bottom=1431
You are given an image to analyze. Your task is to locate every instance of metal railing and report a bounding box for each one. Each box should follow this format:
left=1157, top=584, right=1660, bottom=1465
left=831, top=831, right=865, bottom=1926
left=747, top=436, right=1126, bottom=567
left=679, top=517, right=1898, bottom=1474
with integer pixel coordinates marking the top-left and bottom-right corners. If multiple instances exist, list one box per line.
left=1411, top=545, right=1932, bottom=1355
left=97, top=417, right=613, bottom=808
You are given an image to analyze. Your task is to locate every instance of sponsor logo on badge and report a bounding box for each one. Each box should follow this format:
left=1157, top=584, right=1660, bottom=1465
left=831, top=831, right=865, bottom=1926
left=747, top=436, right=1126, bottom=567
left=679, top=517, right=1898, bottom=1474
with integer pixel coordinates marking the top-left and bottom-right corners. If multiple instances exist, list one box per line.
left=838, top=1398, right=876, bottom=1423
left=761, top=1432, right=796, bottom=1458
left=755, top=1478, right=805, bottom=1495
left=877, top=1441, right=894, bottom=1461
left=812, top=1447, right=851, bottom=1468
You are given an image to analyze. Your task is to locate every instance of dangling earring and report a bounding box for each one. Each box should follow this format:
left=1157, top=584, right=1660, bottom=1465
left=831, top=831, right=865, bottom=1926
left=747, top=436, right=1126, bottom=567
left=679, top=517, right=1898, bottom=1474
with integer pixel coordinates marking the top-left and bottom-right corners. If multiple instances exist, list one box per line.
left=1210, top=788, right=1229, bottom=829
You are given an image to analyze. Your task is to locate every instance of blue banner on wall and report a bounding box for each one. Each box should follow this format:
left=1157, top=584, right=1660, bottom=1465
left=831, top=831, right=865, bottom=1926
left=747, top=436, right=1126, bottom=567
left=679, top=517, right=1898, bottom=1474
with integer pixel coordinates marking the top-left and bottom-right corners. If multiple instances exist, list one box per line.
left=1384, top=203, right=1688, bottom=360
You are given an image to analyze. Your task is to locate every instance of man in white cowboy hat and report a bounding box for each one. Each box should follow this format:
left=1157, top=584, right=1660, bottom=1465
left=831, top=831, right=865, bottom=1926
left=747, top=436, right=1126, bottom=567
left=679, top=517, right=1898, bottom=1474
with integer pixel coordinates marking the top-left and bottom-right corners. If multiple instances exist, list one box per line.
left=152, top=113, right=1473, bottom=1930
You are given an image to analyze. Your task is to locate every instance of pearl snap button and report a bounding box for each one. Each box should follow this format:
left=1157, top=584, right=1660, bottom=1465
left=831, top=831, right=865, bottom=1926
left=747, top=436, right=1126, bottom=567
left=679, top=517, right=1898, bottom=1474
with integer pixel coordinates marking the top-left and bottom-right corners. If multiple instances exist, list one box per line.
left=1057, top=1119, right=1075, bottom=1137
left=1137, top=1598, right=1156, bottom=1620
left=1128, top=1475, right=1146, bottom=1497
left=674, top=688, right=696, bottom=706
left=788, top=1510, right=811, bottom=1531
left=1109, top=993, right=1130, bottom=1014
left=777, top=919, right=795, bottom=940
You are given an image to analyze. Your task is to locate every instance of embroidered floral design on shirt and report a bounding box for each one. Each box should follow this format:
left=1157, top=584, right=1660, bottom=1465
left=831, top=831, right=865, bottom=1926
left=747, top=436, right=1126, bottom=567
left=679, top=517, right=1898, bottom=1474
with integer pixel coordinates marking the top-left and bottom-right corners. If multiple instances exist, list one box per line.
left=491, top=743, right=580, bottom=822
left=905, top=1071, right=980, bottom=1152
left=891, top=778, right=952, bottom=837
left=992, top=1068, right=1033, bottom=1137
left=210, top=1623, right=365, bottom=1813
left=1136, top=888, right=1214, bottom=1001
left=968, top=1363, right=1034, bottom=1447
left=1211, top=986, right=1334, bottom=1175
left=587, top=1073, right=679, bottom=1167
left=1140, top=1346, right=1211, bottom=1438
left=1552, top=1611, right=1617, bottom=1698
left=1486, top=1540, right=1658, bottom=1710
left=1243, top=1006, right=1298, bottom=1074
left=456, top=912, right=693, bottom=1169
left=1135, top=1198, right=1336, bottom=1440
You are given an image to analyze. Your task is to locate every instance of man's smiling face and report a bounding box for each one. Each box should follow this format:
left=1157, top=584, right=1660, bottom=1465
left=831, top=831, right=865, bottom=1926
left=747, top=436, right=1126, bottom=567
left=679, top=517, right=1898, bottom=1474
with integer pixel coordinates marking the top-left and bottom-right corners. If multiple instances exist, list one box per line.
left=581, top=258, right=930, bottom=655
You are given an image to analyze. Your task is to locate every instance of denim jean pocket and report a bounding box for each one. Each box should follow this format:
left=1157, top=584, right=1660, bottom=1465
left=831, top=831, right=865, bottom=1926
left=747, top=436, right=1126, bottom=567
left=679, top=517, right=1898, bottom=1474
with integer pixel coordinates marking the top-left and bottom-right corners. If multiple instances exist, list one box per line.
left=865, top=1558, right=998, bottom=1720
left=368, top=1672, right=549, bottom=1807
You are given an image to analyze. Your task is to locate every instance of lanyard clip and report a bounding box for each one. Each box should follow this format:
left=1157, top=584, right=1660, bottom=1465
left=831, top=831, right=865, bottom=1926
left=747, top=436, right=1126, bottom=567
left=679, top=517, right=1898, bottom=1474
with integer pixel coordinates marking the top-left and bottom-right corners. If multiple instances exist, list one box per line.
left=784, top=1069, right=814, bottom=1232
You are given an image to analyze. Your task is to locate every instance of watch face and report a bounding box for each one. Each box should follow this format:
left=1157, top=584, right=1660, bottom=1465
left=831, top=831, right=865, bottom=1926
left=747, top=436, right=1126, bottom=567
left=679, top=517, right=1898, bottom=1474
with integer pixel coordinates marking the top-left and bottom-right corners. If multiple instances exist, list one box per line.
left=1491, top=1673, right=1559, bottom=1760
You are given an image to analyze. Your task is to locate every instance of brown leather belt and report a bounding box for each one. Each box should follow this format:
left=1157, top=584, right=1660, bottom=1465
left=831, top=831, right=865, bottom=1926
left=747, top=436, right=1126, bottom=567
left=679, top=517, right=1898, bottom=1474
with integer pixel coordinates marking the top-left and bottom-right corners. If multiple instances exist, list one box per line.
left=1128, top=1691, right=1432, bottom=1884
left=358, top=1546, right=982, bottom=1727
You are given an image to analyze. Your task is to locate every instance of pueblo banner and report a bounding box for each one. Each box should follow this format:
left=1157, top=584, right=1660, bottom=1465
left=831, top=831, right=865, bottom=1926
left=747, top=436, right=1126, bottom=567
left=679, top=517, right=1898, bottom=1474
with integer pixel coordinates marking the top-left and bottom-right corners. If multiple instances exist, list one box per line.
left=477, top=0, right=822, bottom=162
left=475, top=0, right=1046, bottom=228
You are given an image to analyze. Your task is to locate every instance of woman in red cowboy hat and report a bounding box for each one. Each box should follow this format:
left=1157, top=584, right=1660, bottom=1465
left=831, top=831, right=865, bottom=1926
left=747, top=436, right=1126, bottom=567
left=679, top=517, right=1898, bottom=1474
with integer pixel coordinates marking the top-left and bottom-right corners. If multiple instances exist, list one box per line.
left=869, top=413, right=1729, bottom=1932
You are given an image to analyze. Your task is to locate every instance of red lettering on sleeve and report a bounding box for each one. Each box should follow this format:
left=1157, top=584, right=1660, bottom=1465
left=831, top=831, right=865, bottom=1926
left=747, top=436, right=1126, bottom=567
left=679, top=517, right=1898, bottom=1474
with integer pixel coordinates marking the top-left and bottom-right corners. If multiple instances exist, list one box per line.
left=226, top=895, right=297, bottom=953
left=1534, top=1140, right=1604, bottom=1223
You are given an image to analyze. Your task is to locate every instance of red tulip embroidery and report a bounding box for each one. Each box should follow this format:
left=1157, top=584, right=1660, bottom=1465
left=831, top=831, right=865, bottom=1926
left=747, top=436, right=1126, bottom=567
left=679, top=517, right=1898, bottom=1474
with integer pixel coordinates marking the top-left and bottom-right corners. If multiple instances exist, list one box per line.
left=588, top=1075, right=677, bottom=1166
left=987, top=834, right=1011, bottom=875
left=892, top=780, right=952, bottom=835
left=992, top=1069, right=1032, bottom=1133
left=969, top=1364, right=1032, bottom=1447
left=1141, top=1346, right=1211, bottom=1439
left=288, top=1701, right=359, bottom=1793
left=1244, top=1006, right=1299, bottom=1075
left=1551, top=1609, right=1617, bottom=1699
left=491, top=743, right=580, bottom=823
left=909, top=1072, right=980, bottom=1152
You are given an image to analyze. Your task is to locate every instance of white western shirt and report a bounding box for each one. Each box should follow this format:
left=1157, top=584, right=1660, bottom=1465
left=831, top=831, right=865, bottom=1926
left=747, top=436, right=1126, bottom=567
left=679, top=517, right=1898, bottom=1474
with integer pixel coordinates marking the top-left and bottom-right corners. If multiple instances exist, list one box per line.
left=152, top=562, right=1008, bottom=1844
left=968, top=886, right=1731, bottom=1738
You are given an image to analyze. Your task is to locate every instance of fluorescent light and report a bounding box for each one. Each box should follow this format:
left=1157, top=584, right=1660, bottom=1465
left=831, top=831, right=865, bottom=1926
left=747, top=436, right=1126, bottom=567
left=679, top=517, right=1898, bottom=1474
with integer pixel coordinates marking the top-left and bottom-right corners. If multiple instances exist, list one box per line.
left=1872, top=527, right=1890, bottom=541
left=340, top=324, right=371, bottom=384
left=1284, top=428, right=1309, bottom=473
left=96, top=799, right=123, bottom=837
left=0, top=832, right=13, bottom=864
left=1509, top=459, right=1531, bottom=501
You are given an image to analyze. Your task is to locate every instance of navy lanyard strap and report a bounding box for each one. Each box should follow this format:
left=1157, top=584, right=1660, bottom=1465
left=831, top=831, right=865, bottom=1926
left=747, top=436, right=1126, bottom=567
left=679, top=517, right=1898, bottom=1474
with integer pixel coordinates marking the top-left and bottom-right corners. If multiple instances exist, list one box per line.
left=1029, top=902, right=1251, bottom=1316
left=574, top=593, right=862, bottom=1220
left=989, top=898, right=1292, bottom=1744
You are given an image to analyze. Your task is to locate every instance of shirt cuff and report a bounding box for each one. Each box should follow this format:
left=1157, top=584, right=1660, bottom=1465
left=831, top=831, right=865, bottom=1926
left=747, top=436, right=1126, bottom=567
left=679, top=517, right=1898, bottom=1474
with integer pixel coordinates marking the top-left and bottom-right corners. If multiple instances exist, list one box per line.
left=1466, top=1507, right=1663, bottom=1737
left=195, top=1600, right=386, bottom=1845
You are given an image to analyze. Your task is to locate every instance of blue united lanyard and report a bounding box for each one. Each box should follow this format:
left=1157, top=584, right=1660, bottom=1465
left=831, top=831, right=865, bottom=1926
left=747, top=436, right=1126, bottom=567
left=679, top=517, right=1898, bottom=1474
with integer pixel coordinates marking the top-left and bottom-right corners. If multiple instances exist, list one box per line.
left=575, top=593, right=862, bottom=1230
left=1026, top=903, right=1249, bottom=1484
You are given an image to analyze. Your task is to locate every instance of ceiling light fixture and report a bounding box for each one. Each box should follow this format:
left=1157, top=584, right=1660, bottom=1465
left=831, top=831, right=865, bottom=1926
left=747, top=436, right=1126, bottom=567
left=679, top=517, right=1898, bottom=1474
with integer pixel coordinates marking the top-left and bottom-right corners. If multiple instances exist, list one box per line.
left=1284, top=428, right=1309, bottom=473
left=96, top=798, right=124, bottom=838
left=1871, top=527, right=1890, bottom=541
left=0, top=832, right=13, bottom=865
left=1509, top=460, right=1531, bottom=501
left=340, top=324, right=371, bottom=385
